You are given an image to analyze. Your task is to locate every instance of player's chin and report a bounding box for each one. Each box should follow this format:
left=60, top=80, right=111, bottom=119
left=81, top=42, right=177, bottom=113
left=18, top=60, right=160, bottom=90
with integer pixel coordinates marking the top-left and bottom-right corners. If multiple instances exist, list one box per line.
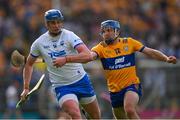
left=50, top=30, right=61, bottom=36
left=52, top=30, right=60, bottom=33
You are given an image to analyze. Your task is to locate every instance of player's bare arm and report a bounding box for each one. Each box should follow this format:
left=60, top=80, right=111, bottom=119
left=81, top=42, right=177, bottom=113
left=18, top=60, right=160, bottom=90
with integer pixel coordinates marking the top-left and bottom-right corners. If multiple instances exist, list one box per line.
left=21, top=55, right=37, bottom=100
left=142, top=47, right=177, bottom=64
left=53, top=44, right=94, bottom=67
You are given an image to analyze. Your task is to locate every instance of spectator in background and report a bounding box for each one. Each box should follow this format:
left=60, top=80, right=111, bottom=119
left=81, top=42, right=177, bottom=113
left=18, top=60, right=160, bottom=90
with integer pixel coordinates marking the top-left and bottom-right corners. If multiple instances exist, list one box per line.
left=4, top=80, right=22, bottom=119
left=168, top=34, right=180, bottom=58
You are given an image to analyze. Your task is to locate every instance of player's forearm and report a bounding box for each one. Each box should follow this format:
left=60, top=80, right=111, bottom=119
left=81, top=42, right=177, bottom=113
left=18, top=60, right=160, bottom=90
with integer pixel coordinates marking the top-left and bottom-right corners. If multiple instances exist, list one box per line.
left=146, top=49, right=168, bottom=62
left=23, top=64, right=33, bottom=90
left=66, top=51, right=94, bottom=63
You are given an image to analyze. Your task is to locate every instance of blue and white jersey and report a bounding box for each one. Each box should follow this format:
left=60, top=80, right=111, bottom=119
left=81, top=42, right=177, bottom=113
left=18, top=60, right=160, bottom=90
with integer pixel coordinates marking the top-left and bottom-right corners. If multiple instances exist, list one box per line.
left=30, top=29, right=86, bottom=86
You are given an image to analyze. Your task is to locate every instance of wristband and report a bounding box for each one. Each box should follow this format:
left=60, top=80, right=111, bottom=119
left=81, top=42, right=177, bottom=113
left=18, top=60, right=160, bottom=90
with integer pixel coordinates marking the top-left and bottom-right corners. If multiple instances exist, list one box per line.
left=65, top=56, right=71, bottom=62
left=24, top=84, right=29, bottom=90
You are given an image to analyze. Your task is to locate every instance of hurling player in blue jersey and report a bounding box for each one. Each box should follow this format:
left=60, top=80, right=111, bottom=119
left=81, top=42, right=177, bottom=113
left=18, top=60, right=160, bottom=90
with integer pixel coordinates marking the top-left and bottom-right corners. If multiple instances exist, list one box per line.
left=20, top=9, right=101, bottom=119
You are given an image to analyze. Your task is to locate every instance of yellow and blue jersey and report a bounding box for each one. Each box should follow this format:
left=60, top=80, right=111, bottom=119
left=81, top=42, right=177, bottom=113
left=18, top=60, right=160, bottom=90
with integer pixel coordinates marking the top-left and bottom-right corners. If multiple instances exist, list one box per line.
left=91, top=37, right=145, bottom=92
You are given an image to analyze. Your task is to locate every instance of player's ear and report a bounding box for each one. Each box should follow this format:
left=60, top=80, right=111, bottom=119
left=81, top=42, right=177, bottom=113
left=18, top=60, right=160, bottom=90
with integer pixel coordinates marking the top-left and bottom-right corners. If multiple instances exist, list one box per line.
left=59, top=22, right=64, bottom=28
left=115, top=29, right=120, bottom=37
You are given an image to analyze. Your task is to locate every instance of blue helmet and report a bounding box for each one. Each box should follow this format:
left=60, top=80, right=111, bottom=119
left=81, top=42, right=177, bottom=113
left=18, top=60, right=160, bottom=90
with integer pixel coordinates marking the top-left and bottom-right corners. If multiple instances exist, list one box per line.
left=101, top=20, right=120, bottom=30
left=100, top=20, right=120, bottom=45
left=44, top=9, right=64, bottom=21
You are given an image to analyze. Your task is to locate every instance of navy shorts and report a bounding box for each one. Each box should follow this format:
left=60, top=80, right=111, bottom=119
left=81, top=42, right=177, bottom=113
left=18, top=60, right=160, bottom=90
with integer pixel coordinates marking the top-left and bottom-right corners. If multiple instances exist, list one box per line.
left=110, top=84, right=142, bottom=108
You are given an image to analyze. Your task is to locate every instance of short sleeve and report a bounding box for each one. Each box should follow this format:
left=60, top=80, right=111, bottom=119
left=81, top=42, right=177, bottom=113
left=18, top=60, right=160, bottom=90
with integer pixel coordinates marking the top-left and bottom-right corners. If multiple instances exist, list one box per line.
left=91, top=44, right=102, bottom=58
left=30, top=41, right=40, bottom=57
left=129, top=38, right=145, bottom=52
left=68, top=32, right=83, bottom=48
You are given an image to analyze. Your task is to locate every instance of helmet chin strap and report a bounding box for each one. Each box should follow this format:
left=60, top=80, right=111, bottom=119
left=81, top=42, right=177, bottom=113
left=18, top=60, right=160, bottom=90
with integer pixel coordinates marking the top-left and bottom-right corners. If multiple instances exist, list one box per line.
left=105, top=38, right=114, bottom=45
left=104, top=36, right=119, bottom=45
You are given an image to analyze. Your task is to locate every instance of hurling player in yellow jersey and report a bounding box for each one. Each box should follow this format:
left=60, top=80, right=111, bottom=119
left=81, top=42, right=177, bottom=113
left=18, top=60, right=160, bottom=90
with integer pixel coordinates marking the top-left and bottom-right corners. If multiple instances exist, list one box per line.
left=54, top=20, right=177, bottom=119
left=90, top=20, right=177, bottom=119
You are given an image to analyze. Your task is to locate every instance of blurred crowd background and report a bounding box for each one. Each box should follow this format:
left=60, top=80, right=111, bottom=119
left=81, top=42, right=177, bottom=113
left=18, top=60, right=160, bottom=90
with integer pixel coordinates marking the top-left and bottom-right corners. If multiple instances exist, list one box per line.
left=0, top=0, right=180, bottom=119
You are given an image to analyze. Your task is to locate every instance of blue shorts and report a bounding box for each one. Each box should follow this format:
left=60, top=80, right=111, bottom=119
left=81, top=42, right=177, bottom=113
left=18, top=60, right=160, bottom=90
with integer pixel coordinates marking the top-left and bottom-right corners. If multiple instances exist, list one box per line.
left=54, top=74, right=95, bottom=103
left=110, top=84, right=142, bottom=108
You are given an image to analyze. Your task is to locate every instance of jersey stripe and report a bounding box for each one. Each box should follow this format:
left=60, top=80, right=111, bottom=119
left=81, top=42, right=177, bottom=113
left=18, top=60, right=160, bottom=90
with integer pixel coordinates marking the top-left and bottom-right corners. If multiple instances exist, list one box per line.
left=101, top=53, right=135, bottom=70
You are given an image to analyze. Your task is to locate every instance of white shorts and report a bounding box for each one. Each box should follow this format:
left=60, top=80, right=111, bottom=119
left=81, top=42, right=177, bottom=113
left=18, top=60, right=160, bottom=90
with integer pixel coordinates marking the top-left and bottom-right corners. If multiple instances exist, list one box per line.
left=58, top=94, right=96, bottom=107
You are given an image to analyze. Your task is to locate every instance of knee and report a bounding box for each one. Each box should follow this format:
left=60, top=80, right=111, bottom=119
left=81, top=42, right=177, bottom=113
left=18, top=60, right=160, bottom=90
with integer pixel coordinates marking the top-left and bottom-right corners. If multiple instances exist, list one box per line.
left=58, top=111, right=72, bottom=119
left=124, top=104, right=136, bottom=115
left=65, top=108, right=81, bottom=119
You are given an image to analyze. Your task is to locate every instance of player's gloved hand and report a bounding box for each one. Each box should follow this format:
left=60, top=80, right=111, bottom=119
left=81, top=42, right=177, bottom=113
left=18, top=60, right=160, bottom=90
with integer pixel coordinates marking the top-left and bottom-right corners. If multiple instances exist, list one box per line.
left=20, top=89, right=30, bottom=101
left=53, top=57, right=66, bottom=67
left=167, top=56, right=177, bottom=64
